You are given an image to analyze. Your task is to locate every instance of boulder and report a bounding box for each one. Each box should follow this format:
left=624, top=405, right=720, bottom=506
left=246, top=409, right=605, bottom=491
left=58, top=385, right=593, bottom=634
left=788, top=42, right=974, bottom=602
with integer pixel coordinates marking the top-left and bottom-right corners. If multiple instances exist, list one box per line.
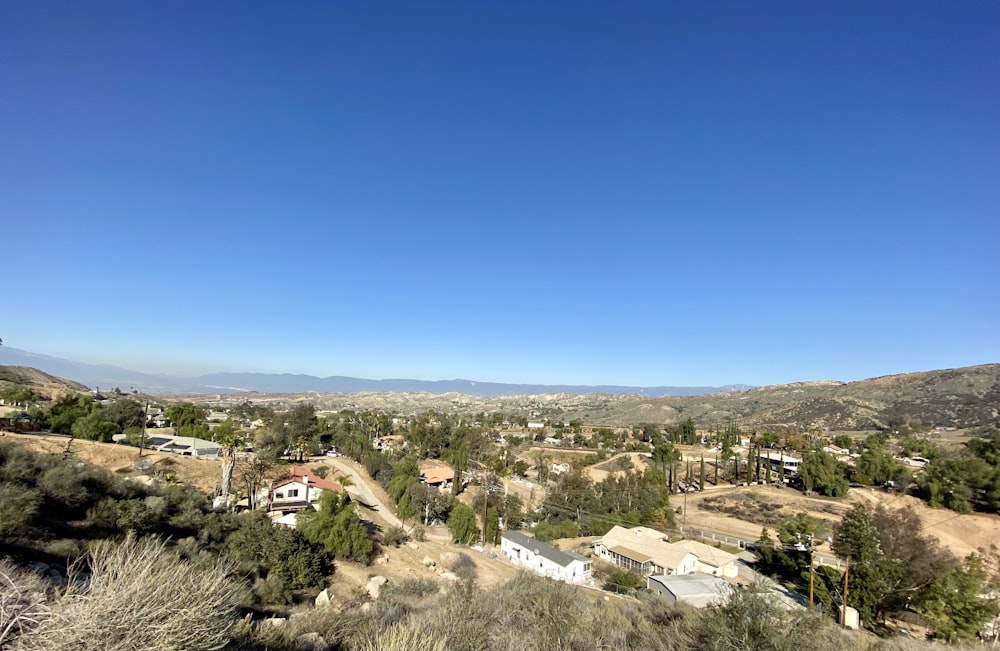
left=421, top=556, right=437, bottom=568
left=366, top=575, right=388, bottom=600
left=439, top=552, right=460, bottom=570
left=315, top=588, right=333, bottom=608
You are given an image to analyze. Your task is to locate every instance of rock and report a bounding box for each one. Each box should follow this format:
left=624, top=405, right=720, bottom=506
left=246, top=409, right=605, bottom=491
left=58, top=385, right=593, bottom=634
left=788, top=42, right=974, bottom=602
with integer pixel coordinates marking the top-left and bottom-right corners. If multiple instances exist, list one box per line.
left=315, top=588, right=332, bottom=608
left=295, top=632, right=328, bottom=651
left=439, top=552, right=460, bottom=569
left=264, top=617, right=287, bottom=626
left=407, top=542, right=420, bottom=550
left=366, top=575, right=388, bottom=600
left=422, top=556, right=437, bottom=568
left=376, top=555, right=389, bottom=565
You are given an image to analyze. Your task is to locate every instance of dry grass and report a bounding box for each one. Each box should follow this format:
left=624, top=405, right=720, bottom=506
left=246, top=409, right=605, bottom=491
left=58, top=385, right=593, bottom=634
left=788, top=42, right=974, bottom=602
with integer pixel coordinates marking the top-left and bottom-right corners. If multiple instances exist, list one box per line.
left=25, top=535, right=245, bottom=651
left=0, top=561, right=49, bottom=648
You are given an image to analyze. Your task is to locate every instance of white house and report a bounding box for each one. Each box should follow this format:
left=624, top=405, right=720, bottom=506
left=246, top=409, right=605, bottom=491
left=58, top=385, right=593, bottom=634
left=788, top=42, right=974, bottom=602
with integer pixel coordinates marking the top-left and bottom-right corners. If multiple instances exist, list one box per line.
left=594, top=526, right=699, bottom=576
left=268, top=466, right=343, bottom=518
left=669, top=539, right=740, bottom=578
left=647, top=574, right=730, bottom=608
left=757, top=451, right=802, bottom=477
left=500, top=531, right=592, bottom=585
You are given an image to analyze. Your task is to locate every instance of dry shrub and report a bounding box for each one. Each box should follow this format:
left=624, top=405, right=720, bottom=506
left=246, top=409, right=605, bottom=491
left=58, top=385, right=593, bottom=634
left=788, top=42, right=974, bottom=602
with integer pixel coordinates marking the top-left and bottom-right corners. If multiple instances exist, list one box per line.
left=27, top=535, right=245, bottom=651
left=351, top=621, right=446, bottom=651
left=0, top=560, right=49, bottom=648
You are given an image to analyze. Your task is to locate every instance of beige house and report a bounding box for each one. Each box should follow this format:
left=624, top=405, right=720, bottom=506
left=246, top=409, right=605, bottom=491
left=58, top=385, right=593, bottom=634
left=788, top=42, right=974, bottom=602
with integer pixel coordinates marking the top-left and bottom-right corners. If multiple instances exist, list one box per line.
left=594, top=526, right=698, bottom=576
left=669, top=539, right=740, bottom=578
left=594, top=525, right=739, bottom=578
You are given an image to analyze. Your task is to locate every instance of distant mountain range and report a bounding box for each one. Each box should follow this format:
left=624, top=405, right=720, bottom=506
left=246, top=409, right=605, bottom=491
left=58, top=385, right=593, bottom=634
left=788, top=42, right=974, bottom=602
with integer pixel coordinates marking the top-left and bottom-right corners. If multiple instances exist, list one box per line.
left=0, top=347, right=751, bottom=397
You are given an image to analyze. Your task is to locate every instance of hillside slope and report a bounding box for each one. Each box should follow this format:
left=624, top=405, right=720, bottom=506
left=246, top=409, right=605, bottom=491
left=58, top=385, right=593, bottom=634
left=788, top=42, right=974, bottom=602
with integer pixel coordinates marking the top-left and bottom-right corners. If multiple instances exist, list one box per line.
left=219, top=364, right=1000, bottom=430
left=562, top=364, right=1000, bottom=429
left=0, top=365, right=89, bottom=401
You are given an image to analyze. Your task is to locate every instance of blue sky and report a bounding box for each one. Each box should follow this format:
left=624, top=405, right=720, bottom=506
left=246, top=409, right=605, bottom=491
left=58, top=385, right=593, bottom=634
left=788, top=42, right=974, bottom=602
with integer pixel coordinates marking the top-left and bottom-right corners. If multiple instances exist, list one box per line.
left=2, top=1, right=997, bottom=387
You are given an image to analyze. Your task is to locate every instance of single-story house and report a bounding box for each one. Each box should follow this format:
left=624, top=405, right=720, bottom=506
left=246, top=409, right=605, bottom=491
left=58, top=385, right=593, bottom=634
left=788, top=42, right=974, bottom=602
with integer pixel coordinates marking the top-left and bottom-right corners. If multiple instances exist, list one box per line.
left=669, top=539, right=740, bottom=578
left=268, top=466, right=343, bottom=516
left=594, top=526, right=698, bottom=576
left=500, top=531, right=592, bottom=585
left=419, top=464, right=455, bottom=491
left=647, top=574, right=730, bottom=608
left=131, top=434, right=222, bottom=458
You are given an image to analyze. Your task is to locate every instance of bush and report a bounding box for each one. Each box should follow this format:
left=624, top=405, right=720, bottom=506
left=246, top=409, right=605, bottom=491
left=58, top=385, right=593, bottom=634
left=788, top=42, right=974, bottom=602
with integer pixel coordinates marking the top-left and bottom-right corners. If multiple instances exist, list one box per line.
left=0, top=560, right=48, bottom=649
left=382, top=526, right=409, bottom=547
left=29, top=535, right=245, bottom=651
left=382, top=577, right=440, bottom=601
left=0, top=484, right=42, bottom=539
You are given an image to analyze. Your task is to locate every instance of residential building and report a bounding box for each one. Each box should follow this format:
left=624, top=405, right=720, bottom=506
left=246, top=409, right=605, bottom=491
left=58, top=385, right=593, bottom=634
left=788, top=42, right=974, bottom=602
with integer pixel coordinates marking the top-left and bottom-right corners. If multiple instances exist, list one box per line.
left=419, top=464, right=455, bottom=491
left=669, top=539, right=740, bottom=578
left=268, top=466, right=343, bottom=516
left=756, top=451, right=802, bottom=477
left=594, top=526, right=698, bottom=576
left=647, top=574, right=730, bottom=608
left=500, top=531, right=592, bottom=585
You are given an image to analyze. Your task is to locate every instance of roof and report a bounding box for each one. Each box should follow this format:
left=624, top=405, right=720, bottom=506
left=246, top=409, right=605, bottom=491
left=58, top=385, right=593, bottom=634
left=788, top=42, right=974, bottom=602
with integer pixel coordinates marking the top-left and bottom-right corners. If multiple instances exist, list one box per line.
left=419, top=465, right=455, bottom=484
left=670, top=540, right=739, bottom=568
left=648, top=574, right=729, bottom=605
left=607, top=545, right=653, bottom=563
left=502, top=531, right=589, bottom=568
left=287, top=466, right=344, bottom=493
left=758, top=451, right=802, bottom=463
left=597, top=526, right=696, bottom=571
left=597, top=526, right=740, bottom=571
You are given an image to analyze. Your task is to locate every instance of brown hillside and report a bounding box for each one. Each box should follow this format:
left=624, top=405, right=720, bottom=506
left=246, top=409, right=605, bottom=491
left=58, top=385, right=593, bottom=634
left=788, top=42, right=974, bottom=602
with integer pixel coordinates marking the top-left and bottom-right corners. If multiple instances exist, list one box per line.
left=0, top=365, right=89, bottom=401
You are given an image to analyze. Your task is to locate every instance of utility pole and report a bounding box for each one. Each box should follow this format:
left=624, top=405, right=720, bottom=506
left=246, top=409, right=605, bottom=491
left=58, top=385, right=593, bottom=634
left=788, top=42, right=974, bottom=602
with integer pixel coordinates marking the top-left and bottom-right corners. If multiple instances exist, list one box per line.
left=808, top=545, right=815, bottom=606
left=683, top=486, right=688, bottom=525
left=138, top=401, right=149, bottom=458
left=842, top=558, right=850, bottom=626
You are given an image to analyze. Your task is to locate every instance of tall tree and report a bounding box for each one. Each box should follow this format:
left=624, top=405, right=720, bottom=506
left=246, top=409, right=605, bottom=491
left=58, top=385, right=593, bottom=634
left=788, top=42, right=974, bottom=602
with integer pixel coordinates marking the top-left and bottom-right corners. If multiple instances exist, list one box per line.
left=212, top=419, right=243, bottom=503
left=799, top=450, right=848, bottom=497
left=448, top=501, right=479, bottom=545
left=832, top=504, right=903, bottom=626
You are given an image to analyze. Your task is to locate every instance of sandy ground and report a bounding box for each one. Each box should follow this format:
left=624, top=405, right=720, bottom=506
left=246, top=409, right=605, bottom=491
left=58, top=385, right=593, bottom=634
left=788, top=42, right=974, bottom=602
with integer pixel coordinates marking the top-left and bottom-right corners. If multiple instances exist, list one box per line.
left=681, top=483, right=1000, bottom=561
left=4, top=432, right=224, bottom=492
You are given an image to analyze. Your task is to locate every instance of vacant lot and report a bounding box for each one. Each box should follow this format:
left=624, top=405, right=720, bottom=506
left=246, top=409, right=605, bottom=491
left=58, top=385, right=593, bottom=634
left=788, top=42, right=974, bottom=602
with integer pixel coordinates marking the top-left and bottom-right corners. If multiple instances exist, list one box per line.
left=684, top=483, right=1000, bottom=560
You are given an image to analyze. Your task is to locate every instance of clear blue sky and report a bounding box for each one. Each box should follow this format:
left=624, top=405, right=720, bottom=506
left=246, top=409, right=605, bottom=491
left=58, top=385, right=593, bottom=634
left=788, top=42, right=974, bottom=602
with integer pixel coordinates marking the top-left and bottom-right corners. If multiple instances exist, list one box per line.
left=2, top=1, right=997, bottom=386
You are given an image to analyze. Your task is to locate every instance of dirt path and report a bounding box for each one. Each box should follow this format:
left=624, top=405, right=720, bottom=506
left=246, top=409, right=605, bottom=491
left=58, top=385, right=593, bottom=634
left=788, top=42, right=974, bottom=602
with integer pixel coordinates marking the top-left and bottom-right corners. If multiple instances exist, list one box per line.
left=313, top=457, right=404, bottom=529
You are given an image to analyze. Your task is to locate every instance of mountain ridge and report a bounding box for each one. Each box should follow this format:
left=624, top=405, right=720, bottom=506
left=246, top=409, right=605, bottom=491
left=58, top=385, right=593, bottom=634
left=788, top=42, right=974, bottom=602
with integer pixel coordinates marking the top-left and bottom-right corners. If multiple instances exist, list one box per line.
left=0, top=347, right=749, bottom=397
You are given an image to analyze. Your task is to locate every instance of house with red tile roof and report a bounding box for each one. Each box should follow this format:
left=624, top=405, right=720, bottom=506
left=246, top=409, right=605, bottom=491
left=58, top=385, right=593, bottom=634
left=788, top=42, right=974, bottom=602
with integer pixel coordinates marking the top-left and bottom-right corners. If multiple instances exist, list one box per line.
left=419, top=464, right=455, bottom=491
left=268, top=466, right=343, bottom=517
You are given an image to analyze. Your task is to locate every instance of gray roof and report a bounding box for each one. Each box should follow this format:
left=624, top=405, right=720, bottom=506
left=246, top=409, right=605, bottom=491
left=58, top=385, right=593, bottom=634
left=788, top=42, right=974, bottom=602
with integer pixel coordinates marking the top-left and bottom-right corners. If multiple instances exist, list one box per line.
left=502, top=531, right=589, bottom=568
left=648, top=574, right=729, bottom=599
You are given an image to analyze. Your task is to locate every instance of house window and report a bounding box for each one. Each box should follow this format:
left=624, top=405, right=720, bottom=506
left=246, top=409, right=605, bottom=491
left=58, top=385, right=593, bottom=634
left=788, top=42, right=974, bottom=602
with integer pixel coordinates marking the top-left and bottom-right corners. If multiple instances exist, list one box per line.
left=288, top=489, right=299, bottom=498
